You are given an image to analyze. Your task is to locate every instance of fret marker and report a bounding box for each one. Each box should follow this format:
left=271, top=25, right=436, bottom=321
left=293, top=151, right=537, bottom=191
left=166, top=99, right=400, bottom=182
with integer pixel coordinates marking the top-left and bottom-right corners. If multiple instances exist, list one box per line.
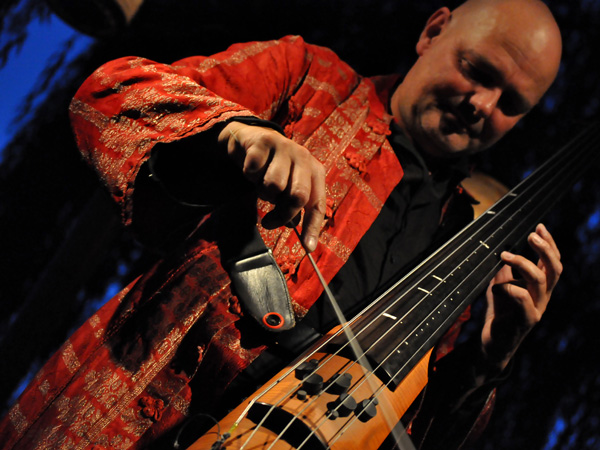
left=480, top=241, right=490, bottom=249
left=418, top=287, right=431, bottom=294
left=383, top=313, right=397, bottom=320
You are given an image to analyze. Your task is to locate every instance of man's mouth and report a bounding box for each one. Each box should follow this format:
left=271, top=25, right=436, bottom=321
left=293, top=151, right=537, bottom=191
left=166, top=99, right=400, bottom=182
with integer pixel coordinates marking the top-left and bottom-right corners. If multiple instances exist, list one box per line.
left=440, top=103, right=481, bottom=138
left=440, top=110, right=473, bottom=136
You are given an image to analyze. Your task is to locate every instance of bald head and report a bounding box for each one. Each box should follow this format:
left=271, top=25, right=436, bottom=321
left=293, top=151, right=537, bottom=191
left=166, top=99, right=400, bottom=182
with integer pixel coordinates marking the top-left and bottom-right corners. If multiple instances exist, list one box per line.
left=391, top=0, right=562, bottom=158
left=450, top=0, right=562, bottom=93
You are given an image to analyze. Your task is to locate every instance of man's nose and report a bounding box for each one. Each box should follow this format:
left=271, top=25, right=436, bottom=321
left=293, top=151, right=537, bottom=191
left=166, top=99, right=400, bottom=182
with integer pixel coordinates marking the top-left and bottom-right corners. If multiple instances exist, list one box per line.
left=470, top=87, right=502, bottom=118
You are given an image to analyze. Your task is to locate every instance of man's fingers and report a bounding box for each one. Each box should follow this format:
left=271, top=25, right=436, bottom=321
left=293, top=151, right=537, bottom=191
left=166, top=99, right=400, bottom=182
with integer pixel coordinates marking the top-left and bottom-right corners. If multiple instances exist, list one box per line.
left=301, top=165, right=327, bottom=252
left=258, top=145, right=293, bottom=202
left=491, top=263, right=514, bottom=285
left=537, top=223, right=561, bottom=260
left=261, top=160, right=310, bottom=229
left=530, top=225, right=563, bottom=289
left=219, top=121, right=326, bottom=251
left=262, top=156, right=326, bottom=251
left=501, top=250, right=551, bottom=314
left=221, top=123, right=326, bottom=251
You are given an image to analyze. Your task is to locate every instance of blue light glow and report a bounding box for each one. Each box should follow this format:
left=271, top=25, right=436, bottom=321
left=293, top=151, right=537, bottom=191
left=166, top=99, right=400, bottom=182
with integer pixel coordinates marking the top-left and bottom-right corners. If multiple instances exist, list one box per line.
left=586, top=210, right=600, bottom=230
left=0, top=10, right=93, bottom=159
left=543, top=416, right=566, bottom=449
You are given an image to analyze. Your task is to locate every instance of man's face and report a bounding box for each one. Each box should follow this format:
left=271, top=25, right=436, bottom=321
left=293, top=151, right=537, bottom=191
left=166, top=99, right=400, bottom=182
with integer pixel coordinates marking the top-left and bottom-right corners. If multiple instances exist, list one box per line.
left=392, top=3, right=561, bottom=158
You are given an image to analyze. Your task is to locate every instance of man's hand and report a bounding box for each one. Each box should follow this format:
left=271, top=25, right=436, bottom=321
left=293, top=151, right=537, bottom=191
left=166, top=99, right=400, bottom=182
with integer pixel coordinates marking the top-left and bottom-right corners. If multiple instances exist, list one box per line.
left=218, top=121, right=326, bottom=252
left=481, top=223, right=562, bottom=371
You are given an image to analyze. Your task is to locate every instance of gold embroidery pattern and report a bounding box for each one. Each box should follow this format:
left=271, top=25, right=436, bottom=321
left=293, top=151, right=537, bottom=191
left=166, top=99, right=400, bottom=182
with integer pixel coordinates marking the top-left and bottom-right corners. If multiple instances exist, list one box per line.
left=219, top=327, right=262, bottom=363
left=265, top=80, right=375, bottom=267
left=73, top=264, right=222, bottom=447
left=317, top=57, right=332, bottom=67
left=69, top=98, right=110, bottom=134
left=62, top=340, right=80, bottom=374
left=54, top=393, right=103, bottom=443
left=337, top=66, right=349, bottom=80
left=258, top=100, right=281, bottom=120
left=303, top=106, right=322, bottom=118
left=108, top=434, right=134, bottom=450
left=89, top=314, right=101, bottom=328
left=39, top=379, right=51, bottom=398
left=193, top=40, right=279, bottom=73
left=9, top=403, right=29, bottom=435
left=158, top=71, right=206, bottom=97
left=32, top=424, right=74, bottom=450
left=305, top=75, right=342, bottom=105
left=83, top=368, right=130, bottom=412
left=127, top=57, right=147, bottom=70
left=354, top=173, right=384, bottom=210
left=120, top=406, right=152, bottom=438
left=319, top=231, right=352, bottom=261
left=305, top=81, right=370, bottom=169
left=169, top=393, right=191, bottom=415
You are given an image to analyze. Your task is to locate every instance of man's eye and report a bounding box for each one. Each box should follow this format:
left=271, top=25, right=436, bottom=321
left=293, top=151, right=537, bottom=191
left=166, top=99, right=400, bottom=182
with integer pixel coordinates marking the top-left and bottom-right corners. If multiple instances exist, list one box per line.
left=460, top=58, right=494, bottom=86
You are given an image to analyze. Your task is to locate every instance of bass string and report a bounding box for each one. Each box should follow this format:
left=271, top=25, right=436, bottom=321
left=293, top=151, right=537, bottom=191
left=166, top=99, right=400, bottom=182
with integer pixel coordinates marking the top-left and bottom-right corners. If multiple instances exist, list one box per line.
left=243, top=132, right=592, bottom=448
left=299, top=127, right=600, bottom=448
left=238, top=140, right=572, bottom=446
left=252, top=199, right=518, bottom=449
left=280, top=246, right=416, bottom=450
left=325, top=123, right=600, bottom=446
left=267, top=196, right=521, bottom=449
left=233, top=290, right=379, bottom=446
left=236, top=229, right=425, bottom=449
left=234, top=228, right=414, bottom=449
left=235, top=123, right=600, bottom=449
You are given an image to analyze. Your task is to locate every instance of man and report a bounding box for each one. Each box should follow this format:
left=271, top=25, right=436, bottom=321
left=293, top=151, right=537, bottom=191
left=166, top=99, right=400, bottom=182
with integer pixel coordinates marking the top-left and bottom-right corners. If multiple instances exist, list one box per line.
left=0, top=0, right=562, bottom=448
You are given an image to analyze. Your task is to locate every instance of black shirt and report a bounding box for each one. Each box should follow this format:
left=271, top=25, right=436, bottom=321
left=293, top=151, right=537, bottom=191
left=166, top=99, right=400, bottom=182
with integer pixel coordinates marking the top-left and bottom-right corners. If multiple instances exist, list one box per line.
left=302, top=123, right=470, bottom=334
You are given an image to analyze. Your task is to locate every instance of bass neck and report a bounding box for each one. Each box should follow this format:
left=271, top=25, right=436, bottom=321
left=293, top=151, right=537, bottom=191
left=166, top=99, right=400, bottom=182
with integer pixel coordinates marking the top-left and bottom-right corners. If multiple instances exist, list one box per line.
left=326, top=121, right=600, bottom=389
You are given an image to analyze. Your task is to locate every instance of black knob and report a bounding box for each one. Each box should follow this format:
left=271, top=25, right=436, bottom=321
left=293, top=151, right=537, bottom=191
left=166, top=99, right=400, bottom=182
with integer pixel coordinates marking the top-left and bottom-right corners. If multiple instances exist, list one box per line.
left=302, top=373, right=323, bottom=395
left=328, top=373, right=352, bottom=394
left=330, top=393, right=357, bottom=417
left=295, top=359, right=319, bottom=380
left=328, top=409, right=340, bottom=420
left=357, top=398, right=378, bottom=422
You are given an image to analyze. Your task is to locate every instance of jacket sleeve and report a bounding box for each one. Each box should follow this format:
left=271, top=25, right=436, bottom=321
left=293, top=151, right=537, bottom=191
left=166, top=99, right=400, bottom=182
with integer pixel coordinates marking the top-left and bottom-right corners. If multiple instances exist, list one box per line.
left=68, top=36, right=351, bottom=226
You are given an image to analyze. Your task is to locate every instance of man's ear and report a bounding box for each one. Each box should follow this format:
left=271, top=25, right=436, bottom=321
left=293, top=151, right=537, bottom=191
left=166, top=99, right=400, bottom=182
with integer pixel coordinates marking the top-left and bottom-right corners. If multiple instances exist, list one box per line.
left=416, top=7, right=452, bottom=55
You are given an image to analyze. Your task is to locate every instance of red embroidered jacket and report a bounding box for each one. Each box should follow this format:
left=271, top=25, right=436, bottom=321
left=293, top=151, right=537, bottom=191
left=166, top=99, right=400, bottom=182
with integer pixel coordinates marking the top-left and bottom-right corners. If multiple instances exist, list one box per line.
left=0, top=36, right=480, bottom=449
